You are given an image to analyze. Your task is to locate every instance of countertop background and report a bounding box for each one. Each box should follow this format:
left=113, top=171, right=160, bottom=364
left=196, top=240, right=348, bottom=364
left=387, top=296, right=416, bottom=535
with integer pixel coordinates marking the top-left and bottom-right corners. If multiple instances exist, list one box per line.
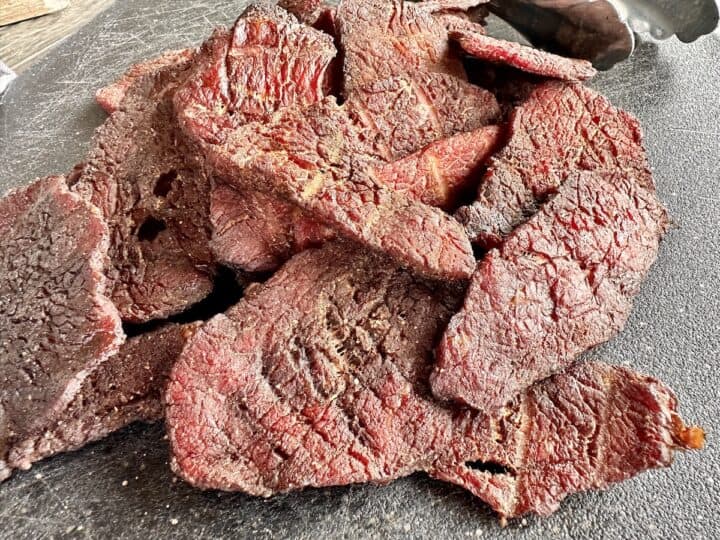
left=0, top=1, right=719, bottom=539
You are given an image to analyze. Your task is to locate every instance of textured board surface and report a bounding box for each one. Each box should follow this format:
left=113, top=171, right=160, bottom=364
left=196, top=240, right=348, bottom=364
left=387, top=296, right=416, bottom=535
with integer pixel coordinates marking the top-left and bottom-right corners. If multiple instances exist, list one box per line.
left=0, top=2, right=719, bottom=539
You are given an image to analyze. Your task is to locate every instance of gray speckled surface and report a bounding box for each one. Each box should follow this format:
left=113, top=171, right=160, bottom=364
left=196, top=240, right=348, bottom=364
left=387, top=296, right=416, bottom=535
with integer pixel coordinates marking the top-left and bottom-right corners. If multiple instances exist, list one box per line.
left=0, top=2, right=718, bottom=539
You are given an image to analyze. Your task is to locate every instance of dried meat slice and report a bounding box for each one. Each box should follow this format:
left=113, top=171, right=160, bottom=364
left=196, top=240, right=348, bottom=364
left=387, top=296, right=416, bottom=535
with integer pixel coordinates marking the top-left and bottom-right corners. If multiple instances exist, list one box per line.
left=335, top=0, right=467, bottom=95
left=95, top=48, right=195, bottom=114
left=0, top=176, right=123, bottom=481
left=22, top=322, right=200, bottom=468
left=74, top=55, right=215, bottom=323
left=451, top=29, right=597, bottom=81
left=456, top=81, right=652, bottom=249
left=206, top=95, right=476, bottom=280
left=174, top=4, right=336, bottom=146
left=432, top=170, right=669, bottom=412
left=166, top=243, right=702, bottom=519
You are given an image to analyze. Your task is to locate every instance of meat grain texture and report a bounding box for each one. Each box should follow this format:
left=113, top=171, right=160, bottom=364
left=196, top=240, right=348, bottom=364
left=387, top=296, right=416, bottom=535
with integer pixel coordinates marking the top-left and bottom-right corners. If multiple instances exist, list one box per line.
left=166, top=244, right=701, bottom=519
left=0, top=176, right=123, bottom=481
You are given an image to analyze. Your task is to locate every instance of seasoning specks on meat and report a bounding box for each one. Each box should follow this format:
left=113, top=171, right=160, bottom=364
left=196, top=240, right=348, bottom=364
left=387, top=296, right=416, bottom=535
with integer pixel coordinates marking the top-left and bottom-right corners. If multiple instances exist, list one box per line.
left=433, top=170, right=669, bottom=412
left=166, top=244, right=701, bottom=518
left=0, top=176, right=123, bottom=481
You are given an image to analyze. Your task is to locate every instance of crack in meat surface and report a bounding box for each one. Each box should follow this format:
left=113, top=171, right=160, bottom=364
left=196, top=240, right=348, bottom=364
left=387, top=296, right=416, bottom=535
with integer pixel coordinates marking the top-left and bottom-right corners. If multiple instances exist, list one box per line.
left=166, top=243, right=701, bottom=519
left=433, top=170, right=669, bottom=412
left=0, top=176, right=123, bottom=481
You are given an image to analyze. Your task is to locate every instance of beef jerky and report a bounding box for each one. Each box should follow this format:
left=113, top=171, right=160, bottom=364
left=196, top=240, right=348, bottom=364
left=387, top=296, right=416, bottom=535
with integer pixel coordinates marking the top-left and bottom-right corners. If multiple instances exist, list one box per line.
left=7, top=323, right=199, bottom=475
left=74, top=55, right=215, bottom=323
left=96, top=48, right=194, bottom=114
left=432, top=170, right=669, bottom=412
left=451, top=29, right=597, bottom=81
left=166, top=243, right=702, bottom=519
left=205, top=93, right=477, bottom=280
left=456, top=82, right=652, bottom=249
left=0, top=176, right=123, bottom=481
left=277, top=0, right=324, bottom=25
left=335, top=0, right=467, bottom=95
left=174, top=4, right=336, bottom=146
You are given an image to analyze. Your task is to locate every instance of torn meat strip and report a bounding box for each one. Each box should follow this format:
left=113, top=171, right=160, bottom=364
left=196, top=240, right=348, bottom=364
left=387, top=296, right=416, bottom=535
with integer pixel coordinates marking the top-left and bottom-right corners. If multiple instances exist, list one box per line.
left=174, top=4, right=336, bottom=146
left=451, top=29, right=597, bottom=81
left=277, top=0, right=324, bottom=25
left=0, top=176, right=123, bottom=482
left=210, top=185, right=333, bottom=273
left=166, top=243, right=702, bottom=519
left=95, top=48, right=194, bottom=114
left=17, top=322, right=200, bottom=471
left=456, top=81, right=652, bottom=249
left=205, top=93, right=477, bottom=280
left=74, top=54, right=215, bottom=323
left=432, top=170, right=669, bottom=412
left=335, top=0, right=467, bottom=95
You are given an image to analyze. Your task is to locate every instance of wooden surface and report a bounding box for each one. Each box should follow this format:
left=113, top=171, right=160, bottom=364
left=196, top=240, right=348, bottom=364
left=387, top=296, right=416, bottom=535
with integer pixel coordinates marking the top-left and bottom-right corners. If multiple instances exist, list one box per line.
left=0, top=0, right=69, bottom=26
left=0, top=0, right=112, bottom=72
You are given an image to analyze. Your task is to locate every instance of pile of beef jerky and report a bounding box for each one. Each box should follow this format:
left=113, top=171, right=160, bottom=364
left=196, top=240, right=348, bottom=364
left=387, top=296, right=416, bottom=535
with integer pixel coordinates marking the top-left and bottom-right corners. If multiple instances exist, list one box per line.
left=0, top=0, right=705, bottom=522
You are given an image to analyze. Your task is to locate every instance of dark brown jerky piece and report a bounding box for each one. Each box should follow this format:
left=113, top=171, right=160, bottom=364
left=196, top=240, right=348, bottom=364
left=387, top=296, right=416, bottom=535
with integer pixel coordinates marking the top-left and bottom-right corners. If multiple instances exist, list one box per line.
left=75, top=56, right=215, bottom=323
left=335, top=0, right=467, bottom=95
left=432, top=170, right=669, bottom=412
left=21, top=322, right=200, bottom=468
left=174, top=4, right=336, bottom=146
left=0, top=176, right=123, bottom=481
left=206, top=94, right=476, bottom=280
left=277, top=0, right=324, bottom=24
left=456, top=81, right=652, bottom=248
left=95, top=48, right=194, bottom=114
left=451, top=29, right=597, bottom=81
left=166, top=243, right=701, bottom=518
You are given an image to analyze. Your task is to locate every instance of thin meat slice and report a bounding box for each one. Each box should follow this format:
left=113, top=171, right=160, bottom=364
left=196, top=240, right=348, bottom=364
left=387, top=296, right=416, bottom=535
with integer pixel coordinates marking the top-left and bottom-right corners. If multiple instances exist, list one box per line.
left=277, top=0, right=324, bottom=25
left=210, top=185, right=333, bottom=273
left=174, top=4, right=336, bottom=146
left=9, top=323, right=200, bottom=473
left=335, top=0, right=467, bottom=95
left=95, top=48, right=194, bottom=114
left=206, top=94, right=476, bottom=280
left=371, top=125, right=504, bottom=209
left=74, top=56, right=215, bottom=323
left=0, top=176, right=123, bottom=481
left=166, top=243, right=702, bottom=519
left=456, top=81, right=652, bottom=249
left=432, top=170, right=669, bottom=412
left=451, top=29, right=597, bottom=81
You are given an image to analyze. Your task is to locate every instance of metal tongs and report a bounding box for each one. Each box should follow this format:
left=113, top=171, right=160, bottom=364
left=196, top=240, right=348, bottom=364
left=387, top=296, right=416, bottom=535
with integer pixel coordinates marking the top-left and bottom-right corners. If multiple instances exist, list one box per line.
left=488, top=0, right=720, bottom=69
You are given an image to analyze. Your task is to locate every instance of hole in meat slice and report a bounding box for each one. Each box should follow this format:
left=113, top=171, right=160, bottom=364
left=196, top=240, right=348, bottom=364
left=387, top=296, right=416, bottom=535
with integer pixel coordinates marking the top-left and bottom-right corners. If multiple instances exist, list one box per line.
left=136, top=217, right=167, bottom=242
left=153, top=169, right=178, bottom=197
left=464, top=460, right=512, bottom=476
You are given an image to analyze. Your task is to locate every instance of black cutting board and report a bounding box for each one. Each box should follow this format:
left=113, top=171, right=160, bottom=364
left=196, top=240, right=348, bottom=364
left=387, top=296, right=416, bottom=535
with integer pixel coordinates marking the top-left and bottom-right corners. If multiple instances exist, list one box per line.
left=0, top=2, right=718, bottom=538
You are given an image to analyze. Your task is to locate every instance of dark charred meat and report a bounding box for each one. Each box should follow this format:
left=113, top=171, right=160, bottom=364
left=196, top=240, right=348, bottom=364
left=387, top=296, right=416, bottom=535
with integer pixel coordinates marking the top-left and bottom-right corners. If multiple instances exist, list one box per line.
left=0, top=176, right=123, bottom=481
left=12, top=323, right=199, bottom=474
left=166, top=243, right=701, bottom=519
left=335, top=0, right=467, bottom=95
left=456, top=81, right=652, bottom=249
left=74, top=56, right=215, bottom=323
left=451, top=29, right=597, bottom=81
left=432, top=170, right=669, bottom=412
left=95, top=48, right=195, bottom=114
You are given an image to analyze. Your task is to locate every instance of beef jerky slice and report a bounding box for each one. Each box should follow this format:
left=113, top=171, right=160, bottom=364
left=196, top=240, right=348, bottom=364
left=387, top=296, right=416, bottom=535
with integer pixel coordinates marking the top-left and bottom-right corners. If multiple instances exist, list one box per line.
left=174, top=4, right=336, bottom=146
left=205, top=91, right=479, bottom=280
left=335, top=0, right=467, bottom=95
left=212, top=123, right=501, bottom=272
left=96, top=48, right=194, bottom=114
left=24, top=323, right=200, bottom=467
left=432, top=170, right=669, bottom=412
left=451, top=29, right=597, bottom=81
left=166, top=244, right=702, bottom=519
left=0, top=176, right=123, bottom=481
left=457, top=81, right=652, bottom=249
left=277, top=0, right=324, bottom=25
left=74, top=54, right=215, bottom=323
